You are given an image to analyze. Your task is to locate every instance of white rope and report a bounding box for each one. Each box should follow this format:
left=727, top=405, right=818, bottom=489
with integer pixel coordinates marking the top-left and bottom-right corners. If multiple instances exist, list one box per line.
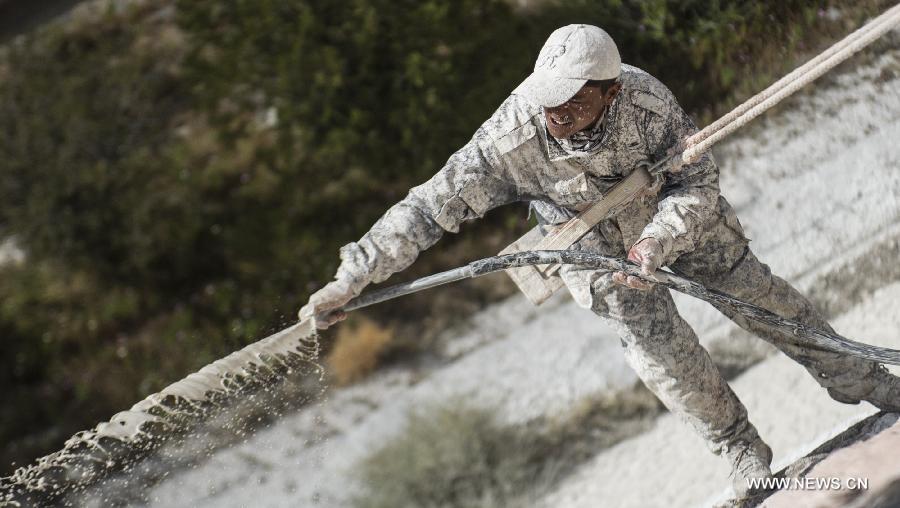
left=690, top=3, right=900, bottom=147
left=683, top=3, right=900, bottom=163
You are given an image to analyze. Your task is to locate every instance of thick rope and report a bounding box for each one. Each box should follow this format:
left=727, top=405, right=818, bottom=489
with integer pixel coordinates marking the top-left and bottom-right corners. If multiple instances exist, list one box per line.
left=469, top=251, right=900, bottom=365
left=682, top=3, right=900, bottom=163
left=689, top=3, right=900, bottom=147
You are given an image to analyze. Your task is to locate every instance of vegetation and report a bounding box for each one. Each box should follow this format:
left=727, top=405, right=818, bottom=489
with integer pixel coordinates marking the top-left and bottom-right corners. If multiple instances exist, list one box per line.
left=354, top=386, right=663, bottom=507
left=0, top=0, right=892, bottom=472
left=327, top=316, right=394, bottom=386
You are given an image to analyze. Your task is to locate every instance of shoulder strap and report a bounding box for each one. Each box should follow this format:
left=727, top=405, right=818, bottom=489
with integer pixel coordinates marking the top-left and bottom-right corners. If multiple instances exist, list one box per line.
left=498, top=165, right=653, bottom=304
left=533, top=164, right=653, bottom=276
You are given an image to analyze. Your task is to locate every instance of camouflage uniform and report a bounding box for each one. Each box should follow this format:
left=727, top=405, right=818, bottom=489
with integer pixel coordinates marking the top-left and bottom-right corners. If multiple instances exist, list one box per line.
left=334, top=64, right=888, bottom=456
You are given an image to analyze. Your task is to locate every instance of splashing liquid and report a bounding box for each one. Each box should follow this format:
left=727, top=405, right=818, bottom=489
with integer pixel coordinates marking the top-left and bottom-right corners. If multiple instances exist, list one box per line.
left=0, top=320, right=324, bottom=507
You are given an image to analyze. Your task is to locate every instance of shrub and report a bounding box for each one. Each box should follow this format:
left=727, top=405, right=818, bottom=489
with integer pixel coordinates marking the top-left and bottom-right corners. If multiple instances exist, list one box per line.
left=354, top=386, right=664, bottom=507
left=326, top=316, right=394, bottom=386
left=355, top=401, right=547, bottom=508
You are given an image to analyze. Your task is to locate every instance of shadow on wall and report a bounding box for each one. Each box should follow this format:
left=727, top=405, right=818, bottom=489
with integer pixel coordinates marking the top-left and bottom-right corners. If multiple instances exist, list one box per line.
left=0, top=0, right=85, bottom=43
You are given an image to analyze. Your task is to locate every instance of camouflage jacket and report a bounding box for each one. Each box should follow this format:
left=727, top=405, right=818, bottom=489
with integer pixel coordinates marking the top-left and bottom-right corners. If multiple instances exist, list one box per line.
left=334, top=64, right=721, bottom=299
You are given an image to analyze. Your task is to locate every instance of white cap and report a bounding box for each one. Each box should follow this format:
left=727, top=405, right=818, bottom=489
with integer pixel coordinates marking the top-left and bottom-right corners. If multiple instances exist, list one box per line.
left=513, top=24, right=621, bottom=107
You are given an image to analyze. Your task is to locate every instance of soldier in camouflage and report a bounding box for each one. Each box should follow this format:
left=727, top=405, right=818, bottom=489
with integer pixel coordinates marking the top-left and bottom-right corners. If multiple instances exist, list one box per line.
left=299, top=24, right=900, bottom=496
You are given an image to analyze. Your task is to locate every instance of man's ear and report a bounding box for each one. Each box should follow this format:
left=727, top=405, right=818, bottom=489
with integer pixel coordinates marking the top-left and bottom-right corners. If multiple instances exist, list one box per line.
left=605, top=82, right=622, bottom=102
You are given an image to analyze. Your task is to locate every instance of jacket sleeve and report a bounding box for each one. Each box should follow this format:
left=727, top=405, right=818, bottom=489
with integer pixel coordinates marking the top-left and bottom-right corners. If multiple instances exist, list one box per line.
left=637, top=85, right=720, bottom=266
left=334, top=128, right=519, bottom=295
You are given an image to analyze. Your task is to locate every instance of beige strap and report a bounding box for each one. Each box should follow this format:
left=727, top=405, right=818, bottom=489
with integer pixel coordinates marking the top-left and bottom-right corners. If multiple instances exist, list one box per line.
left=535, top=165, right=653, bottom=275
left=498, top=226, right=566, bottom=305
left=498, top=165, right=655, bottom=305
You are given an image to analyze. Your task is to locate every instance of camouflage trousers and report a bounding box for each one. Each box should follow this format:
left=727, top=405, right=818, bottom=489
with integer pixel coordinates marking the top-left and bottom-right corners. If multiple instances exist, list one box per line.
left=558, top=196, right=883, bottom=455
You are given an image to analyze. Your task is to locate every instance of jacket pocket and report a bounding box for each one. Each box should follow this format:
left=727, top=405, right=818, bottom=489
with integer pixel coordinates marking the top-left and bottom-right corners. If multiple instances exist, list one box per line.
left=552, top=172, right=603, bottom=207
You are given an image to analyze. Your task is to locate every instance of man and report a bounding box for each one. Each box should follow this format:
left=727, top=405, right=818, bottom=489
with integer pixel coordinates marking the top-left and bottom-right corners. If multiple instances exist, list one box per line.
left=299, top=25, right=900, bottom=496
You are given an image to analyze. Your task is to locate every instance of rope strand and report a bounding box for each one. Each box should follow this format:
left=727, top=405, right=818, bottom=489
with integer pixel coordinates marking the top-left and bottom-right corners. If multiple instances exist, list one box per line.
left=682, top=4, right=900, bottom=163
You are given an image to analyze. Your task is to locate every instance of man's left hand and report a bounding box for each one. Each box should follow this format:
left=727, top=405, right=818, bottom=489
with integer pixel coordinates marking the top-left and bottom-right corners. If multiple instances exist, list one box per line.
left=612, top=237, right=663, bottom=291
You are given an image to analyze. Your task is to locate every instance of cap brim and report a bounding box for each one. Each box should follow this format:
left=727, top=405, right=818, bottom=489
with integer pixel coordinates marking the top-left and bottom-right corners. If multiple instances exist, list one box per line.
left=512, top=72, right=587, bottom=108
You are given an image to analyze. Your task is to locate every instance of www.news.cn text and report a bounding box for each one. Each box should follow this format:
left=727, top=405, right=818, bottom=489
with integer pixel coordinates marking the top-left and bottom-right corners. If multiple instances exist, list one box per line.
left=747, top=476, right=869, bottom=491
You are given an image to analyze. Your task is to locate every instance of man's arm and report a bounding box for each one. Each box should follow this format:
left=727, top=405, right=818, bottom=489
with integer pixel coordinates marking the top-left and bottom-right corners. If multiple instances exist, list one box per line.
left=300, top=127, right=519, bottom=327
left=637, top=85, right=721, bottom=267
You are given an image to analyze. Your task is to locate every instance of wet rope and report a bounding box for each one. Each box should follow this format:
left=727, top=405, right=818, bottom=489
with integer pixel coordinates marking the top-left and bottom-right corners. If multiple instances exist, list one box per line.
left=681, top=3, right=900, bottom=163
left=469, top=251, right=900, bottom=365
left=0, top=327, right=322, bottom=506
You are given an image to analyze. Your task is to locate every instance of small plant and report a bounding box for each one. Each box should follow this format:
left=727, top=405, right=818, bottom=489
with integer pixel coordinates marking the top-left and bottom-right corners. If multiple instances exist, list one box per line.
left=354, top=387, right=665, bottom=508
left=326, top=316, right=394, bottom=386
left=354, top=400, right=547, bottom=508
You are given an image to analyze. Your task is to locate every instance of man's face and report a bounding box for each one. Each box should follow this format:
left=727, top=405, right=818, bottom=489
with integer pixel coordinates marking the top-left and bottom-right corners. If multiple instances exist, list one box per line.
left=544, top=82, right=621, bottom=139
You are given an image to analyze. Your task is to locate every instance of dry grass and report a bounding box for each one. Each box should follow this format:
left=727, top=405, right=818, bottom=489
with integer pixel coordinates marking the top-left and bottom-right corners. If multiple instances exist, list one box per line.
left=326, top=316, right=394, bottom=386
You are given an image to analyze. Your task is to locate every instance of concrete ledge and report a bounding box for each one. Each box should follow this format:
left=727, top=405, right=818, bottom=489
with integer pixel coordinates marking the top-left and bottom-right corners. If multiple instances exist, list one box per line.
left=732, top=412, right=900, bottom=507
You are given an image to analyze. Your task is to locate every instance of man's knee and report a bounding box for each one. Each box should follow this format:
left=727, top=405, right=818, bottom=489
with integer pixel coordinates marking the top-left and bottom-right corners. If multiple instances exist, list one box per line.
left=589, top=280, right=661, bottom=323
left=591, top=283, right=698, bottom=353
left=714, top=248, right=777, bottom=302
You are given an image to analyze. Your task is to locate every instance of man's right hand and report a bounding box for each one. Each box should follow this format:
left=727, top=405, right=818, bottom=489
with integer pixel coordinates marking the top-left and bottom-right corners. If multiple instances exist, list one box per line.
left=298, top=279, right=356, bottom=330
left=612, top=237, right=663, bottom=291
